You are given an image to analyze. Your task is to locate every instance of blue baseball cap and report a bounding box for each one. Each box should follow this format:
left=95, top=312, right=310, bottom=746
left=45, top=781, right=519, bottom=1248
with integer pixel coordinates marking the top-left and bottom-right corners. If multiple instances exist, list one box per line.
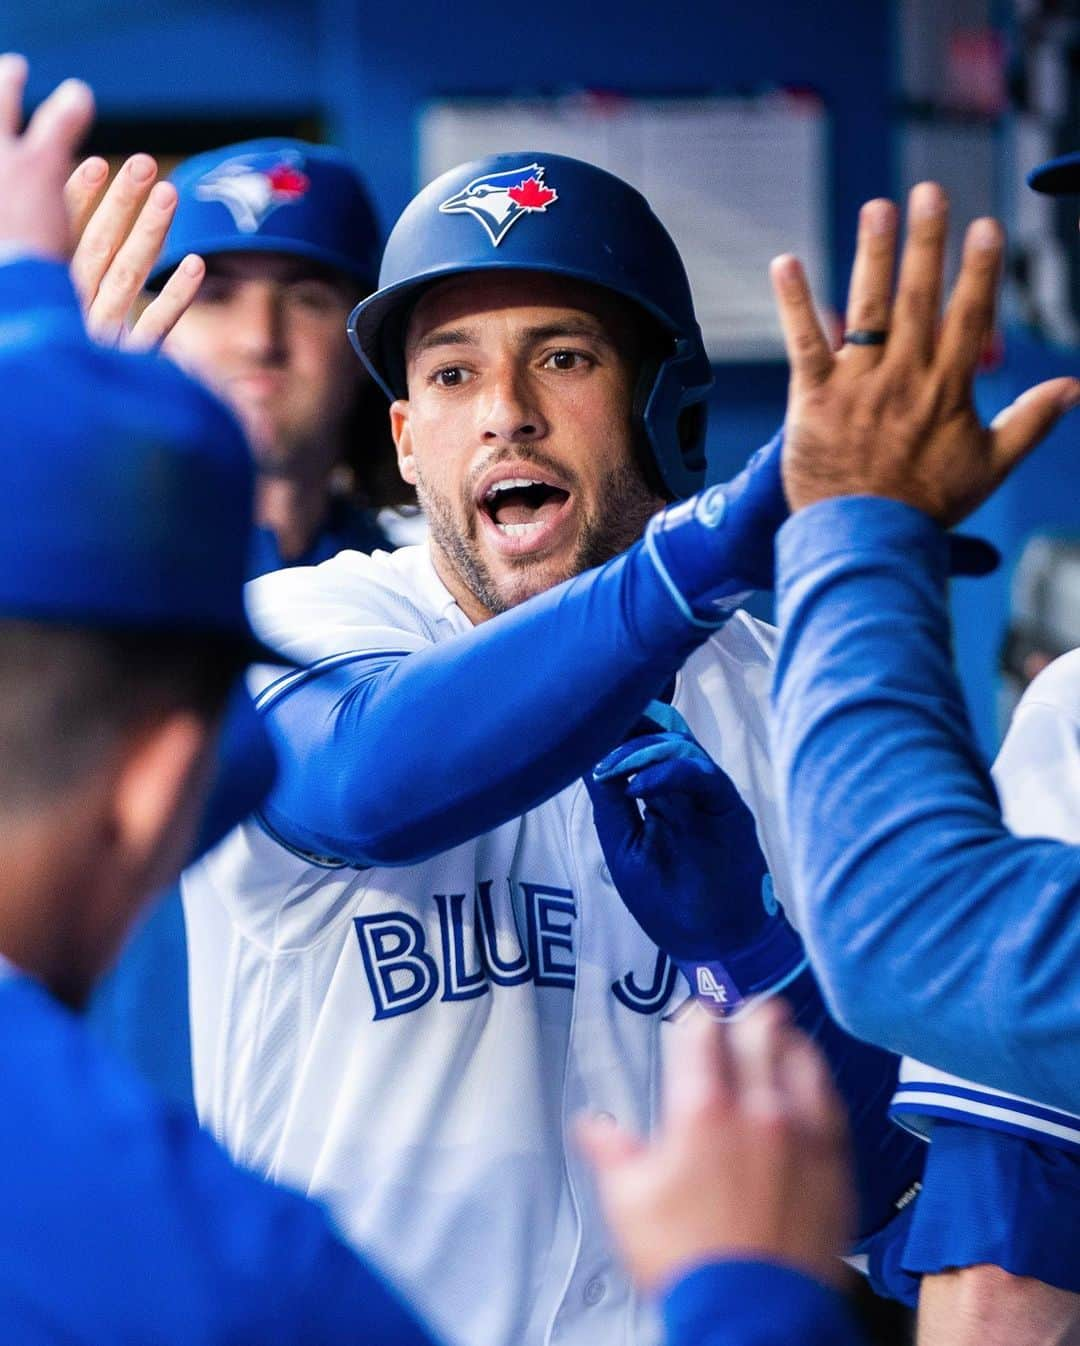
left=0, top=263, right=282, bottom=666
left=1027, top=152, right=1080, bottom=195
left=147, top=137, right=380, bottom=290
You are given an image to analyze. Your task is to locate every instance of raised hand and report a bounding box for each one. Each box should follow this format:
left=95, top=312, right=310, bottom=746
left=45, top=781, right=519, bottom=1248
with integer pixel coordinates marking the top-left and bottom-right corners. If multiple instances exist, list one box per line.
left=65, top=152, right=204, bottom=350
left=772, top=182, right=1080, bottom=526
left=577, top=1001, right=853, bottom=1294
left=0, top=53, right=94, bottom=262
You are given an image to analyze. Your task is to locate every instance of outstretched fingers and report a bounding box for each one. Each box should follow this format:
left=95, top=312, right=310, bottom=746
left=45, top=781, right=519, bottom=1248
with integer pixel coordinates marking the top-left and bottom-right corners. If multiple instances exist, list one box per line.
left=663, top=1007, right=734, bottom=1127
left=842, top=198, right=897, bottom=354
left=126, top=252, right=204, bottom=351
left=890, top=182, right=949, bottom=366
left=0, top=53, right=28, bottom=138
left=574, top=1113, right=646, bottom=1175
left=770, top=254, right=833, bottom=389
left=989, top=377, right=1080, bottom=479
left=70, top=152, right=158, bottom=311
left=23, top=77, right=94, bottom=160
left=937, top=217, right=1004, bottom=397
left=64, top=156, right=109, bottom=240
left=84, top=177, right=178, bottom=344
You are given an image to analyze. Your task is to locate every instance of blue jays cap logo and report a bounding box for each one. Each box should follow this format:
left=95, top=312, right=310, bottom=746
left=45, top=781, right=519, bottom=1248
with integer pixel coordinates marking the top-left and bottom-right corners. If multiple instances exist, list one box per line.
left=438, top=163, right=558, bottom=246
left=195, top=150, right=311, bottom=234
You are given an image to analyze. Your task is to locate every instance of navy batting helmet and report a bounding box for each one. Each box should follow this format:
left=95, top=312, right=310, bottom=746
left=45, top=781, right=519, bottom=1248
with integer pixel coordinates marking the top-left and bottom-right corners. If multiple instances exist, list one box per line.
left=347, top=152, right=713, bottom=499
left=148, top=138, right=380, bottom=291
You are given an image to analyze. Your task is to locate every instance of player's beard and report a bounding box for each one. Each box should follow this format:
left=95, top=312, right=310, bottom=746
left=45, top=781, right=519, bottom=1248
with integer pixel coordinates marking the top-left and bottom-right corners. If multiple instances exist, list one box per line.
left=417, top=454, right=665, bottom=619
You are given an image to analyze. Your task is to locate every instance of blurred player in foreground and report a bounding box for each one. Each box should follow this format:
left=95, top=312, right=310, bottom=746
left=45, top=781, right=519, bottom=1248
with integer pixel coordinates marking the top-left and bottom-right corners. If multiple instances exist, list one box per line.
left=181, top=149, right=932, bottom=1346
left=74, top=135, right=406, bottom=1105
left=0, top=55, right=438, bottom=1345
left=769, top=182, right=1080, bottom=1342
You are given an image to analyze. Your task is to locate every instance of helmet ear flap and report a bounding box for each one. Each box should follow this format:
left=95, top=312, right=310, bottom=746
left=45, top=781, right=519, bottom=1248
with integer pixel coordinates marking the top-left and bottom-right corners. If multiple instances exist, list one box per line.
left=636, top=340, right=712, bottom=501
left=630, top=351, right=674, bottom=500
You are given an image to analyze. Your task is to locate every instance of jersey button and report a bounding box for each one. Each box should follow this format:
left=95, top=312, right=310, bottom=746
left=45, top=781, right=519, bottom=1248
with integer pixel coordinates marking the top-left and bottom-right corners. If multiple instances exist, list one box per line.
left=583, top=1277, right=607, bottom=1307
left=598, top=861, right=612, bottom=885
left=595, top=1111, right=615, bottom=1126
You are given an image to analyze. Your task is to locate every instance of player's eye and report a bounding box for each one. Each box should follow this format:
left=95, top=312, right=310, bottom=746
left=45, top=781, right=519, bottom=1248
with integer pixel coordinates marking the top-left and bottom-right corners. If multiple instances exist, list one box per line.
left=543, top=349, right=593, bottom=372
left=194, top=275, right=236, bottom=305
left=430, top=365, right=473, bottom=388
left=287, top=281, right=343, bottom=313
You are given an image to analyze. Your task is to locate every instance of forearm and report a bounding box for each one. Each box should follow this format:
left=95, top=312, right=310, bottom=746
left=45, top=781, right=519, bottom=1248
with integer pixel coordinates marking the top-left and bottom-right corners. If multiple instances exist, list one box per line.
left=918, top=1267, right=1080, bottom=1346
left=903, top=1119, right=1080, bottom=1329
left=262, top=543, right=710, bottom=866
left=662, top=1261, right=866, bottom=1346
left=773, top=497, right=1080, bottom=1109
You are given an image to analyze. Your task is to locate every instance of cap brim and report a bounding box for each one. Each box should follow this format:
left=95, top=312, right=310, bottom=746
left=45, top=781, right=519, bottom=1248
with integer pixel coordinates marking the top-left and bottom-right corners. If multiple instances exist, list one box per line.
left=147, top=234, right=376, bottom=291
left=1028, top=152, right=1080, bottom=195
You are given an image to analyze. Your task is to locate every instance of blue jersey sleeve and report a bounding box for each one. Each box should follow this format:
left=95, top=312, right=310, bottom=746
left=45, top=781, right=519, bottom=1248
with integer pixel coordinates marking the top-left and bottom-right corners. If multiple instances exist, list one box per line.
left=661, top=1261, right=866, bottom=1346
left=902, top=1119, right=1080, bottom=1295
left=259, top=544, right=711, bottom=867
left=772, top=496, right=1080, bottom=1114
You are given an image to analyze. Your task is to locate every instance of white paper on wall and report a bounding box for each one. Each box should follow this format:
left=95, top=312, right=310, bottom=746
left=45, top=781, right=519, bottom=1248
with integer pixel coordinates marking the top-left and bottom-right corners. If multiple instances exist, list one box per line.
left=419, top=93, right=830, bottom=361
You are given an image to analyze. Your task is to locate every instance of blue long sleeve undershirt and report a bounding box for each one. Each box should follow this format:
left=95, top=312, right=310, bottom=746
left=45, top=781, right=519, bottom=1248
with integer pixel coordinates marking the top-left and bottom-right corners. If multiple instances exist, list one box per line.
left=661, top=1261, right=865, bottom=1346
left=261, top=543, right=713, bottom=867
left=773, top=497, right=1080, bottom=1114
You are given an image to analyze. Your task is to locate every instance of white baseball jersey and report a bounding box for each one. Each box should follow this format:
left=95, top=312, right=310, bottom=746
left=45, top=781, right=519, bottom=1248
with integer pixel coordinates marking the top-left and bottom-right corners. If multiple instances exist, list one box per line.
left=182, top=542, right=792, bottom=1346
left=892, top=648, right=1080, bottom=1151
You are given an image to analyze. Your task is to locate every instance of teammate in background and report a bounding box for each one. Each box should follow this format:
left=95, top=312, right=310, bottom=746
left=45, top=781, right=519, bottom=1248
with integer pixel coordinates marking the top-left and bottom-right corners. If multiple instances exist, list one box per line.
left=769, top=183, right=1080, bottom=1341
left=181, top=151, right=927, bottom=1346
left=66, top=135, right=410, bottom=570
left=579, top=1002, right=867, bottom=1346
left=0, top=57, right=439, bottom=1344
left=72, top=137, right=410, bottom=1102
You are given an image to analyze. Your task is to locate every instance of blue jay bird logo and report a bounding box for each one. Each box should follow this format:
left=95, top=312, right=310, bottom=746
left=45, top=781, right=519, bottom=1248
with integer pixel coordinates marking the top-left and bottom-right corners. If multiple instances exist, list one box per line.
left=195, top=151, right=311, bottom=234
left=438, top=163, right=558, bottom=246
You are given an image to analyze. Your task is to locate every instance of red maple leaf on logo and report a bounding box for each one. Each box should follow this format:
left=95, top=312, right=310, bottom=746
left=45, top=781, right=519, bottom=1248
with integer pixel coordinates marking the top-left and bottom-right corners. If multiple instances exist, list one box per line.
left=507, top=176, right=557, bottom=210
left=268, top=165, right=310, bottom=198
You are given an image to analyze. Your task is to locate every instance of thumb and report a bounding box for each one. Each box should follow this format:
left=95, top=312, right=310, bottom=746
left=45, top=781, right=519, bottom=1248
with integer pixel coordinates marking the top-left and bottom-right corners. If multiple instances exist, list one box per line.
left=584, top=765, right=644, bottom=852
left=574, top=1113, right=645, bottom=1175
left=990, top=377, right=1080, bottom=477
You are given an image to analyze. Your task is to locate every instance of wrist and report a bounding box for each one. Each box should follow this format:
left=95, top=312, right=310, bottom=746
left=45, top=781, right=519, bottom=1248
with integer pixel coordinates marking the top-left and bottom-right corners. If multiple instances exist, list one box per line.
left=675, top=912, right=808, bottom=1018
left=644, top=493, right=750, bottom=628
left=0, top=258, right=84, bottom=332
left=644, top=427, right=786, bottom=623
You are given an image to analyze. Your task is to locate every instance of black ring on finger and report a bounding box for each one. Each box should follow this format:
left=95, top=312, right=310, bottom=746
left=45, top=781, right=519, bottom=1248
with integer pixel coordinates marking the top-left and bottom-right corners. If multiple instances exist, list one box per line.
left=842, top=329, right=889, bottom=346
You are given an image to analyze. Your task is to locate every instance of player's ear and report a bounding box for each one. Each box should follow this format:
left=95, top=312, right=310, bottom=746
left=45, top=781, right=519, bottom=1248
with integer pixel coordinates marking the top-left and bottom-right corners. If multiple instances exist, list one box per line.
left=108, top=710, right=218, bottom=897
left=390, top=399, right=418, bottom=486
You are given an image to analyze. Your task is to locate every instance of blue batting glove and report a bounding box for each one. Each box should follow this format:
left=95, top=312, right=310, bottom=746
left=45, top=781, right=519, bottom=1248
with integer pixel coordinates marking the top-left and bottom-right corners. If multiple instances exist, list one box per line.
left=585, top=700, right=805, bottom=1012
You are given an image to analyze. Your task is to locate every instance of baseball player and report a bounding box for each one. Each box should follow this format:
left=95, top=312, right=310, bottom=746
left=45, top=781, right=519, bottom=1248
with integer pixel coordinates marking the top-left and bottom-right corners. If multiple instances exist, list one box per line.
left=0, top=56, right=440, bottom=1344
left=148, top=137, right=408, bottom=572
left=82, top=137, right=403, bottom=1102
left=182, top=152, right=931, bottom=1346
left=769, top=182, right=1080, bottom=1336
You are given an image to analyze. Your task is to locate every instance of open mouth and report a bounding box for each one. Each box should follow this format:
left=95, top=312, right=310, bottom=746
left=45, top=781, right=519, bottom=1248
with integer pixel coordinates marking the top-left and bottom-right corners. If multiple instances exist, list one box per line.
left=481, top=476, right=571, bottom=537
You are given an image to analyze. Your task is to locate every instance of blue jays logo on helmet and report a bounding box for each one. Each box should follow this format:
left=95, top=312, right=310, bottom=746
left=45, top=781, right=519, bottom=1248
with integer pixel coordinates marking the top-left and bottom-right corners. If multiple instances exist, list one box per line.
left=438, top=163, right=558, bottom=247
left=195, top=149, right=311, bottom=234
